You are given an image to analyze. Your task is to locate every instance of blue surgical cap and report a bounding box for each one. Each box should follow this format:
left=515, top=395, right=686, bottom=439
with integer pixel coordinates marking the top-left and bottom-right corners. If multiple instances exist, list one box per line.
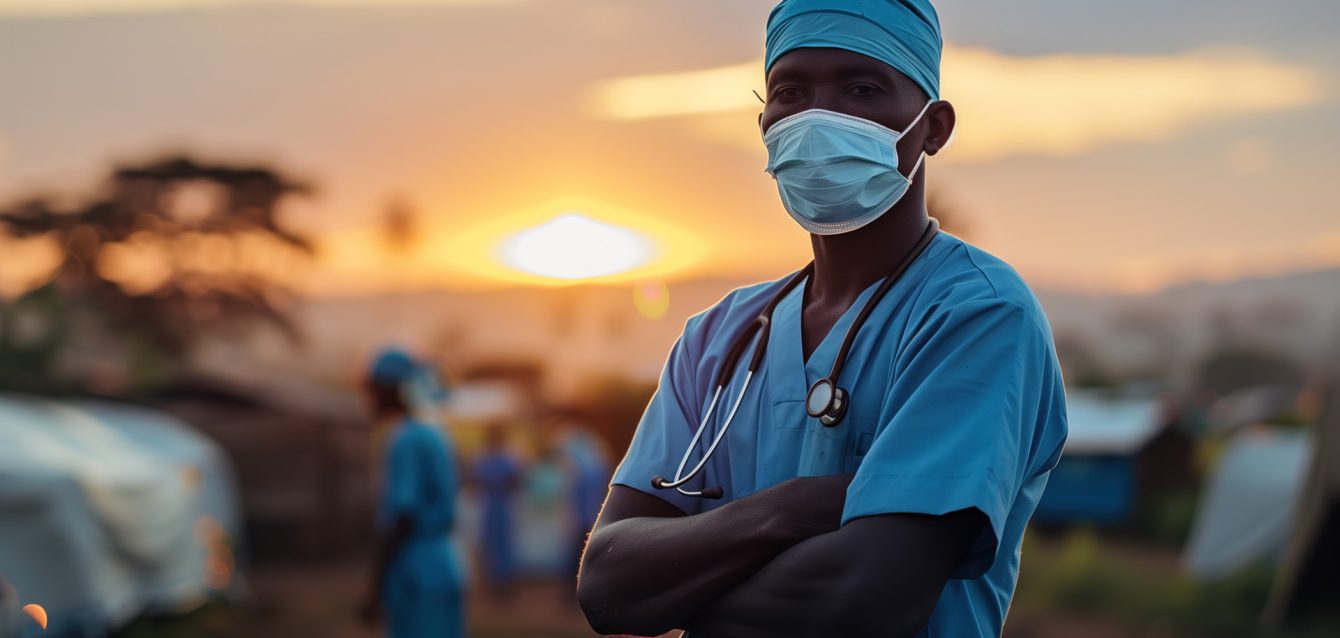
left=765, top=0, right=942, bottom=101
left=369, top=347, right=418, bottom=386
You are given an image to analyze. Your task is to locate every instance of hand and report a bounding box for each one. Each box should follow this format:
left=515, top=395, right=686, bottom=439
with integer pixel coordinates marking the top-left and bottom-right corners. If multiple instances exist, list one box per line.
left=761, top=474, right=855, bottom=542
left=359, top=593, right=383, bottom=627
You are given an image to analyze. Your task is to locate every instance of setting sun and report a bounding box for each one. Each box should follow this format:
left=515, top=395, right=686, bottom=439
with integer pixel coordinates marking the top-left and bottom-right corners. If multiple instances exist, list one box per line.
left=499, top=213, right=653, bottom=280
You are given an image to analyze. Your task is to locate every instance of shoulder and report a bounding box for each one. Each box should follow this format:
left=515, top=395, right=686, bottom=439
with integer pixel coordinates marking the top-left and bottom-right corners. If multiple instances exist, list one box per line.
left=676, top=271, right=799, bottom=355
left=391, top=419, right=447, bottom=454
left=912, top=233, right=1053, bottom=338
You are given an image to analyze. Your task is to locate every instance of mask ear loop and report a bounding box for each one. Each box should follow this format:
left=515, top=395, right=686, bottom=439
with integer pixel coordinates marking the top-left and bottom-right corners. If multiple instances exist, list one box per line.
left=901, top=99, right=936, bottom=136
left=899, top=100, right=936, bottom=183
left=906, top=150, right=928, bottom=184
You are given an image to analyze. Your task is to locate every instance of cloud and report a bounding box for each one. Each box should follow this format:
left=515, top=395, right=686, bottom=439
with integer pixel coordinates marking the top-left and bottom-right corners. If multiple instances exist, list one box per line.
left=585, top=60, right=761, bottom=121
left=0, top=0, right=527, bottom=17
left=585, top=47, right=1327, bottom=162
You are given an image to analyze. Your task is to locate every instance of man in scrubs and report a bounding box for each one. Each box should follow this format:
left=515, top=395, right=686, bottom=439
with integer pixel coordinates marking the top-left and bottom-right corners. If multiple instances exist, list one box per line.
left=577, top=1, right=1068, bottom=636
left=360, top=348, right=466, bottom=638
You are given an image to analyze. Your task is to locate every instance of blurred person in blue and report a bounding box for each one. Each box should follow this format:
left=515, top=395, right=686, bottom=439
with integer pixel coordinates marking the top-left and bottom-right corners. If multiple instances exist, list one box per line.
left=577, top=1, right=1068, bottom=636
left=360, top=348, right=466, bottom=638
left=469, top=423, right=523, bottom=600
left=551, top=419, right=613, bottom=579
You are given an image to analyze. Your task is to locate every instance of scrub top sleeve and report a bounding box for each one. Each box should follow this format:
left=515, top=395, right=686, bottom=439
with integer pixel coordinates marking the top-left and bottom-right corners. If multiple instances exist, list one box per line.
left=843, top=298, right=1057, bottom=579
left=610, top=330, right=707, bottom=515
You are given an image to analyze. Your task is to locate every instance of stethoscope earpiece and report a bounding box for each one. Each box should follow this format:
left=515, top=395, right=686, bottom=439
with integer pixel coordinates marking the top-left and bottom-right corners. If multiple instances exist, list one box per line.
left=650, top=475, right=723, bottom=499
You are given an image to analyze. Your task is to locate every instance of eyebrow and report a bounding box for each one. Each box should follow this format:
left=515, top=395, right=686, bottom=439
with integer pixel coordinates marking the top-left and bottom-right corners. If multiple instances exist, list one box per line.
left=768, top=61, right=897, bottom=86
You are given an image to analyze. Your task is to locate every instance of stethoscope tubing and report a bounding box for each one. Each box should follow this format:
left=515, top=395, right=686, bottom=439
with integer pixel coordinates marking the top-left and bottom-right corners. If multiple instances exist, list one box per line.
left=656, top=371, right=753, bottom=497
left=653, top=220, right=939, bottom=499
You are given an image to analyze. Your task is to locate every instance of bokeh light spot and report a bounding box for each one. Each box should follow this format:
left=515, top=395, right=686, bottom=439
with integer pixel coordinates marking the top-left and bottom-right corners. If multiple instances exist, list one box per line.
left=633, top=280, right=671, bottom=319
left=22, top=603, right=47, bottom=630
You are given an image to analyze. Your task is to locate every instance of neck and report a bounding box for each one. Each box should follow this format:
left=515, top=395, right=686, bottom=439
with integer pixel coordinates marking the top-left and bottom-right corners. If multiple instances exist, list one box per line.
left=808, top=182, right=930, bottom=304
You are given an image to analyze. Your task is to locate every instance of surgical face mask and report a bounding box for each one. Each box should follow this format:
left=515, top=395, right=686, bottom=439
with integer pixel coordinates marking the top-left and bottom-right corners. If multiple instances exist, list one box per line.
left=763, top=101, right=933, bottom=235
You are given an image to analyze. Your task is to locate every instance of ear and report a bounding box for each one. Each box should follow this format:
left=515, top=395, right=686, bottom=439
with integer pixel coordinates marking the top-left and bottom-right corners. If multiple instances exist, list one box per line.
left=922, top=100, right=957, bottom=156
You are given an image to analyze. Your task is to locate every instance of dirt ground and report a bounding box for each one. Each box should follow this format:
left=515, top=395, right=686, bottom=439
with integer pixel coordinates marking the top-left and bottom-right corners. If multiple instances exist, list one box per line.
left=193, top=557, right=1162, bottom=638
left=231, top=559, right=602, bottom=638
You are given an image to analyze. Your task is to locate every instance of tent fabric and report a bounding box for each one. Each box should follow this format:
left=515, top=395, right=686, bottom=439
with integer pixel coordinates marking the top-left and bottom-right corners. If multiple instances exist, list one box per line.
left=0, top=395, right=242, bottom=637
left=1032, top=392, right=1163, bottom=524
left=1183, top=427, right=1313, bottom=580
left=1061, top=391, right=1163, bottom=455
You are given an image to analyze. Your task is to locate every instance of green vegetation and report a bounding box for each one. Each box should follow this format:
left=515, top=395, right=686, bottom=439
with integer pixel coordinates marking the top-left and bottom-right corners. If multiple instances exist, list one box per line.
left=1015, top=529, right=1337, bottom=638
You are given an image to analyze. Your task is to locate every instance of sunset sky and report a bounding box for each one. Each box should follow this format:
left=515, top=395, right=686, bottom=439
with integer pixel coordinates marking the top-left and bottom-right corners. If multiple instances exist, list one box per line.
left=1, top=0, right=1336, bottom=295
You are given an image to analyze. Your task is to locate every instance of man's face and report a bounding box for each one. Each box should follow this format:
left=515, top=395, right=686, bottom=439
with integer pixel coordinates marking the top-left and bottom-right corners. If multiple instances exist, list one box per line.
left=762, top=47, right=933, bottom=169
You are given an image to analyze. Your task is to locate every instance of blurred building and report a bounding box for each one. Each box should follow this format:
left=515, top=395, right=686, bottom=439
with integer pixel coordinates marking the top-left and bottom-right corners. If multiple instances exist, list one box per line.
left=1034, top=391, right=1192, bottom=526
left=149, top=384, right=373, bottom=562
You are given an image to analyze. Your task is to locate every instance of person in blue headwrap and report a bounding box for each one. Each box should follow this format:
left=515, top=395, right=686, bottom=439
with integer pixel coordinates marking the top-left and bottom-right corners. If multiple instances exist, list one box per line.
left=360, top=348, right=466, bottom=638
left=578, top=1, right=1068, bottom=636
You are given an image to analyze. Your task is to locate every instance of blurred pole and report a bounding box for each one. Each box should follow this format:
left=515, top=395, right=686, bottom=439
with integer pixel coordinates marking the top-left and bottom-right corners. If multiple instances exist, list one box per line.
left=1262, top=366, right=1339, bottom=629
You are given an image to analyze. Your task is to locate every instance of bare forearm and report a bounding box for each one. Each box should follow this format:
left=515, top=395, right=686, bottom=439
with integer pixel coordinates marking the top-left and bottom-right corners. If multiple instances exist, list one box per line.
left=690, top=512, right=984, bottom=638
left=577, top=491, right=798, bottom=636
left=579, top=474, right=855, bottom=636
left=688, top=532, right=922, bottom=638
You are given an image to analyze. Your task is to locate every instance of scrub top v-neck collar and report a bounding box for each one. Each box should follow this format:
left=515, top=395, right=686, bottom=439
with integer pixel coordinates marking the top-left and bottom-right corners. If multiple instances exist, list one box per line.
left=766, top=274, right=885, bottom=406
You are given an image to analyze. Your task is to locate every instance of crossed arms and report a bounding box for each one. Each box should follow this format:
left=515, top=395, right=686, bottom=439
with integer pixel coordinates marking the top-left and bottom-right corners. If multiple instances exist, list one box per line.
left=576, top=477, right=986, bottom=638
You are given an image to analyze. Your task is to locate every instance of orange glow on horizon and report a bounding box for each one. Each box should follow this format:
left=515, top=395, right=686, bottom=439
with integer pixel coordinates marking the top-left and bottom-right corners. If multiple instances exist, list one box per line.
left=315, top=196, right=708, bottom=291
left=450, top=198, right=704, bottom=286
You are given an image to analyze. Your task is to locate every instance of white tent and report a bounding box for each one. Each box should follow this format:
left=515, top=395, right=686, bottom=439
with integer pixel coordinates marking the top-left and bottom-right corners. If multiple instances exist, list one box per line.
left=0, top=395, right=242, bottom=637
left=1182, top=427, right=1313, bottom=579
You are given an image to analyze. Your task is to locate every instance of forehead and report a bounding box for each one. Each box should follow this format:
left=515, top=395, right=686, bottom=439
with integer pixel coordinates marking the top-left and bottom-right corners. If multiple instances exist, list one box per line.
left=766, top=47, right=902, bottom=84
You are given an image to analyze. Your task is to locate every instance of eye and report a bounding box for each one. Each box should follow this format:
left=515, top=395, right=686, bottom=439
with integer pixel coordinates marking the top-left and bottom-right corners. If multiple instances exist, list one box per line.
left=769, top=85, right=806, bottom=101
left=846, top=83, right=883, bottom=97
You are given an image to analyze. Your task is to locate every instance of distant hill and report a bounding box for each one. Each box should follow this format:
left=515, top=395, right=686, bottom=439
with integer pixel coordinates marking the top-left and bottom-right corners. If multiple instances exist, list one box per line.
left=190, top=268, right=1340, bottom=409
left=1037, top=268, right=1340, bottom=384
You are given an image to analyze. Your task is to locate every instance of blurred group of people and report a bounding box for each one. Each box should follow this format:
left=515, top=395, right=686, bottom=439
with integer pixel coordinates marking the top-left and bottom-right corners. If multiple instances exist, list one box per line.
left=470, top=420, right=613, bottom=600
left=359, top=347, right=611, bottom=638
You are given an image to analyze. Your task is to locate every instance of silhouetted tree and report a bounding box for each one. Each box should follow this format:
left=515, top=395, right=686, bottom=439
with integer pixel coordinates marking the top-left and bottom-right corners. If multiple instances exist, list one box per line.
left=380, top=196, right=417, bottom=255
left=0, top=155, right=313, bottom=390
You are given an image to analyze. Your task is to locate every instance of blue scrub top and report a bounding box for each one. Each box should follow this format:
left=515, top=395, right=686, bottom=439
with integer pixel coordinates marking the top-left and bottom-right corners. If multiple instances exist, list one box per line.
left=379, top=418, right=466, bottom=637
left=611, top=232, right=1068, bottom=637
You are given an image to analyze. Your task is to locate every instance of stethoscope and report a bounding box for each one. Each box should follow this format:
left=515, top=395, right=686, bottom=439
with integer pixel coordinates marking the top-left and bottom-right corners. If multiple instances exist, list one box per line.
left=651, top=219, right=940, bottom=499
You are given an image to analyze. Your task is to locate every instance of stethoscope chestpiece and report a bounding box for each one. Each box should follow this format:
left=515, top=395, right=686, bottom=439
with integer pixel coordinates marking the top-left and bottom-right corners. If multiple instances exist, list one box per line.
left=806, top=377, right=848, bottom=427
